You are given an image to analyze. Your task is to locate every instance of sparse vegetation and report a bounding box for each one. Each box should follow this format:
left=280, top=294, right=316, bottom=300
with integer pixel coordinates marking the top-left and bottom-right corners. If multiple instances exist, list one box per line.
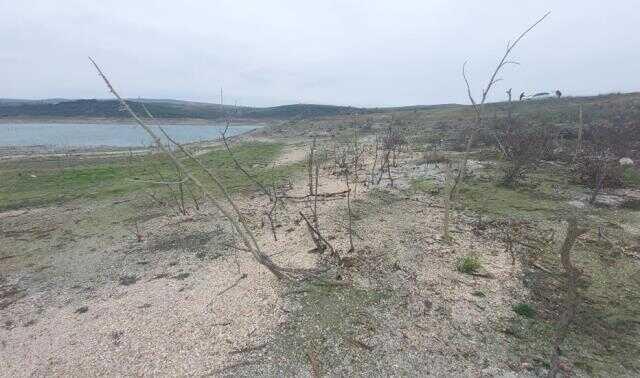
left=456, top=255, right=482, bottom=274
left=3, top=11, right=640, bottom=377
left=513, top=303, right=536, bottom=318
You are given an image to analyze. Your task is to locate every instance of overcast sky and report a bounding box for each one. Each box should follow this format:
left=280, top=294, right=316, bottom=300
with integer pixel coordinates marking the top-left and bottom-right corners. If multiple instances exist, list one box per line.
left=1, top=1, right=638, bottom=107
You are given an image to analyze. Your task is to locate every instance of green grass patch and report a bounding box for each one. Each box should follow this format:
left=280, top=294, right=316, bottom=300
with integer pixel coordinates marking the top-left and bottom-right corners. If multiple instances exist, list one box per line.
left=456, top=255, right=482, bottom=274
left=0, top=142, right=300, bottom=210
left=512, top=303, right=536, bottom=318
left=459, top=179, right=563, bottom=220
left=409, top=178, right=438, bottom=194
left=622, top=166, right=640, bottom=188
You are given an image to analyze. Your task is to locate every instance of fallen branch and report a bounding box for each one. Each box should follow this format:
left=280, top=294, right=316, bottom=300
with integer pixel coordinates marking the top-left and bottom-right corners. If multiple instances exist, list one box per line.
left=299, top=211, right=336, bottom=256
left=307, top=349, right=320, bottom=378
left=228, top=342, right=268, bottom=355
left=344, top=336, right=374, bottom=351
left=208, top=360, right=264, bottom=375
left=217, top=273, right=248, bottom=296
left=280, top=189, right=350, bottom=200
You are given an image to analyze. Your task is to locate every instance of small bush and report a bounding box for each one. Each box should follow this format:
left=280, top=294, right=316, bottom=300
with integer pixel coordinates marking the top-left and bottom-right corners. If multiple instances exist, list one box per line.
left=622, top=166, right=640, bottom=188
left=456, top=255, right=482, bottom=274
left=492, top=119, right=555, bottom=186
left=513, top=303, right=536, bottom=318
left=572, top=154, right=624, bottom=189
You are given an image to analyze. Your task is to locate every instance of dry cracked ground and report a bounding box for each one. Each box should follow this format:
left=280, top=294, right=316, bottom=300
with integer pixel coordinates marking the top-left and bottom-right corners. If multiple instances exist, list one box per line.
left=1, top=136, right=639, bottom=377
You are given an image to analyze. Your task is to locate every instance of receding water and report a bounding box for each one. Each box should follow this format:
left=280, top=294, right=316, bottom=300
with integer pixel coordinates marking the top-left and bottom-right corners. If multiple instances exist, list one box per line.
left=0, top=123, right=260, bottom=148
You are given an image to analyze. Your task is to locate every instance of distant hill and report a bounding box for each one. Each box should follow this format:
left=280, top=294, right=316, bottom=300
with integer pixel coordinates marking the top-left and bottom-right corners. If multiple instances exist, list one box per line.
left=0, top=98, right=70, bottom=106
left=4, top=93, right=635, bottom=122
left=0, top=98, right=368, bottom=121
left=0, top=97, right=468, bottom=121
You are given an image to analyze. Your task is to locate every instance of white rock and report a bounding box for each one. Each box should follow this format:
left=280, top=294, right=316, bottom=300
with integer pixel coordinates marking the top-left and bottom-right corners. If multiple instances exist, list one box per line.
left=619, top=157, right=634, bottom=166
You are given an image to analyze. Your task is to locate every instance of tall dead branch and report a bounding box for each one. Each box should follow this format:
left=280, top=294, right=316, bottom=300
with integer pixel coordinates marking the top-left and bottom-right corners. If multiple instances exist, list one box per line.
left=89, top=57, right=308, bottom=280
left=221, top=123, right=273, bottom=201
left=443, top=12, right=550, bottom=232
left=548, top=217, right=585, bottom=378
left=454, top=11, right=550, bottom=193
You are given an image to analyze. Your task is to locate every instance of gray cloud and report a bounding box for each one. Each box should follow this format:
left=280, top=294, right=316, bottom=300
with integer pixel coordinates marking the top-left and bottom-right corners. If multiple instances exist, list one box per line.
left=1, top=1, right=638, bottom=107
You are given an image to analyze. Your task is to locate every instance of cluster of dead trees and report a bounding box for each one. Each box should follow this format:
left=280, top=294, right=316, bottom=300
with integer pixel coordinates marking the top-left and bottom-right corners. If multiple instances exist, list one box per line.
left=572, top=117, right=639, bottom=203
left=88, top=9, right=640, bottom=375
left=485, top=104, right=639, bottom=201
left=94, top=57, right=399, bottom=283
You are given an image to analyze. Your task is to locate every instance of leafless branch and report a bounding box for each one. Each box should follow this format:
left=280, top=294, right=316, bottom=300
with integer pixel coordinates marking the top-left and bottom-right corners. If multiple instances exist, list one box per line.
left=89, top=57, right=308, bottom=280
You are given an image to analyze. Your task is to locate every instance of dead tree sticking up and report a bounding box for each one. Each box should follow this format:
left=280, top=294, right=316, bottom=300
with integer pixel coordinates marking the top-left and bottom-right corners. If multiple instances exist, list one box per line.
left=90, top=57, right=311, bottom=281
left=548, top=217, right=585, bottom=378
left=443, top=12, right=550, bottom=236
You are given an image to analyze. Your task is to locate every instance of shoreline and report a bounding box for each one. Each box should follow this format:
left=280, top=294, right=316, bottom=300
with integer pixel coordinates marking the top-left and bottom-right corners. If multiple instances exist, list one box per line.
left=0, top=124, right=264, bottom=160
left=0, top=116, right=271, bottom=126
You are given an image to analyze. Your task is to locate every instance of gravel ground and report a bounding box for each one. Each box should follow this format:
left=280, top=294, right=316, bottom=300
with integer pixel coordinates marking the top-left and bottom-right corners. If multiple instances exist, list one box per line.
left=1, top=143, right=555, bottom=376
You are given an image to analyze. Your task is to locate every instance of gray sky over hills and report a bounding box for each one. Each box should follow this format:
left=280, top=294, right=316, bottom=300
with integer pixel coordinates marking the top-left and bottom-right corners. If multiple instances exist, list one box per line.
left=1, top=1, right=638, bottom=107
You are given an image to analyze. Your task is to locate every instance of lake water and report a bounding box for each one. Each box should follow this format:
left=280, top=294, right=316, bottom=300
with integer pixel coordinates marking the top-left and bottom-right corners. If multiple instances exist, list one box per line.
left=0, top=123, right=260, bottom=149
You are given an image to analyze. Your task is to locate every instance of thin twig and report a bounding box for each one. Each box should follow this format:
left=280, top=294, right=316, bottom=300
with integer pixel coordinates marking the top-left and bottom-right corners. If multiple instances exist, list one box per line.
left=217, top=273, right=248, bottom=296
left=299, top=211, right=336, bottom=256
left=221, top=123, right=273, bottom=201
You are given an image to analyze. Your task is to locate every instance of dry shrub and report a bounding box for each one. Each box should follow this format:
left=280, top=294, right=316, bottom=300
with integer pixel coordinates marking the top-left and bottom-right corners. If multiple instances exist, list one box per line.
left=493, top=118, right=555, bottom=186
left=572, top=154, right=624, bottom=189
left=572, top=120, right=640, bottom=201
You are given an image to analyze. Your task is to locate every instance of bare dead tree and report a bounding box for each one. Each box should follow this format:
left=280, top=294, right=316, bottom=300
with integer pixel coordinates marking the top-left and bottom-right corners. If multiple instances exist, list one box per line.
left=175, top=164, right=187, bottom=215
left=221, top=124, right=273, bottom=202
left=376, top=127, right=403, bottom=187
left=139, top=101, right=201, bottom=212
left=152, top=163, right=183, bottom=215
left=133, top=221, right=144, bottom=242
left=454, top=11, right=550, bottom=195
left=442, top=12, right=550, bottom=233
left=442, top=162, right=453, bottom=240
left=548, top=217, right=586, bottom=378
left=496, top=119, right=555, bottom=186
left=386, top=155, right=395, bottom=187
left=351, top=128, right=361, bottom=198
left=306, top=138, right=323, bottom=251
left=344, top=167, right=355, bottom=253
left=369, top=133, right=380, bottom=184
left=299, top=211, right=336, bottom=257
left=573, top=105, right=583, bottom=163
left=90, top=57, right=311, bottom=280
left=573, top=120, right=639, bottom=204
left=265, top=193, right=279, bottom=241
left=220, top=122, right=281, bottom=241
